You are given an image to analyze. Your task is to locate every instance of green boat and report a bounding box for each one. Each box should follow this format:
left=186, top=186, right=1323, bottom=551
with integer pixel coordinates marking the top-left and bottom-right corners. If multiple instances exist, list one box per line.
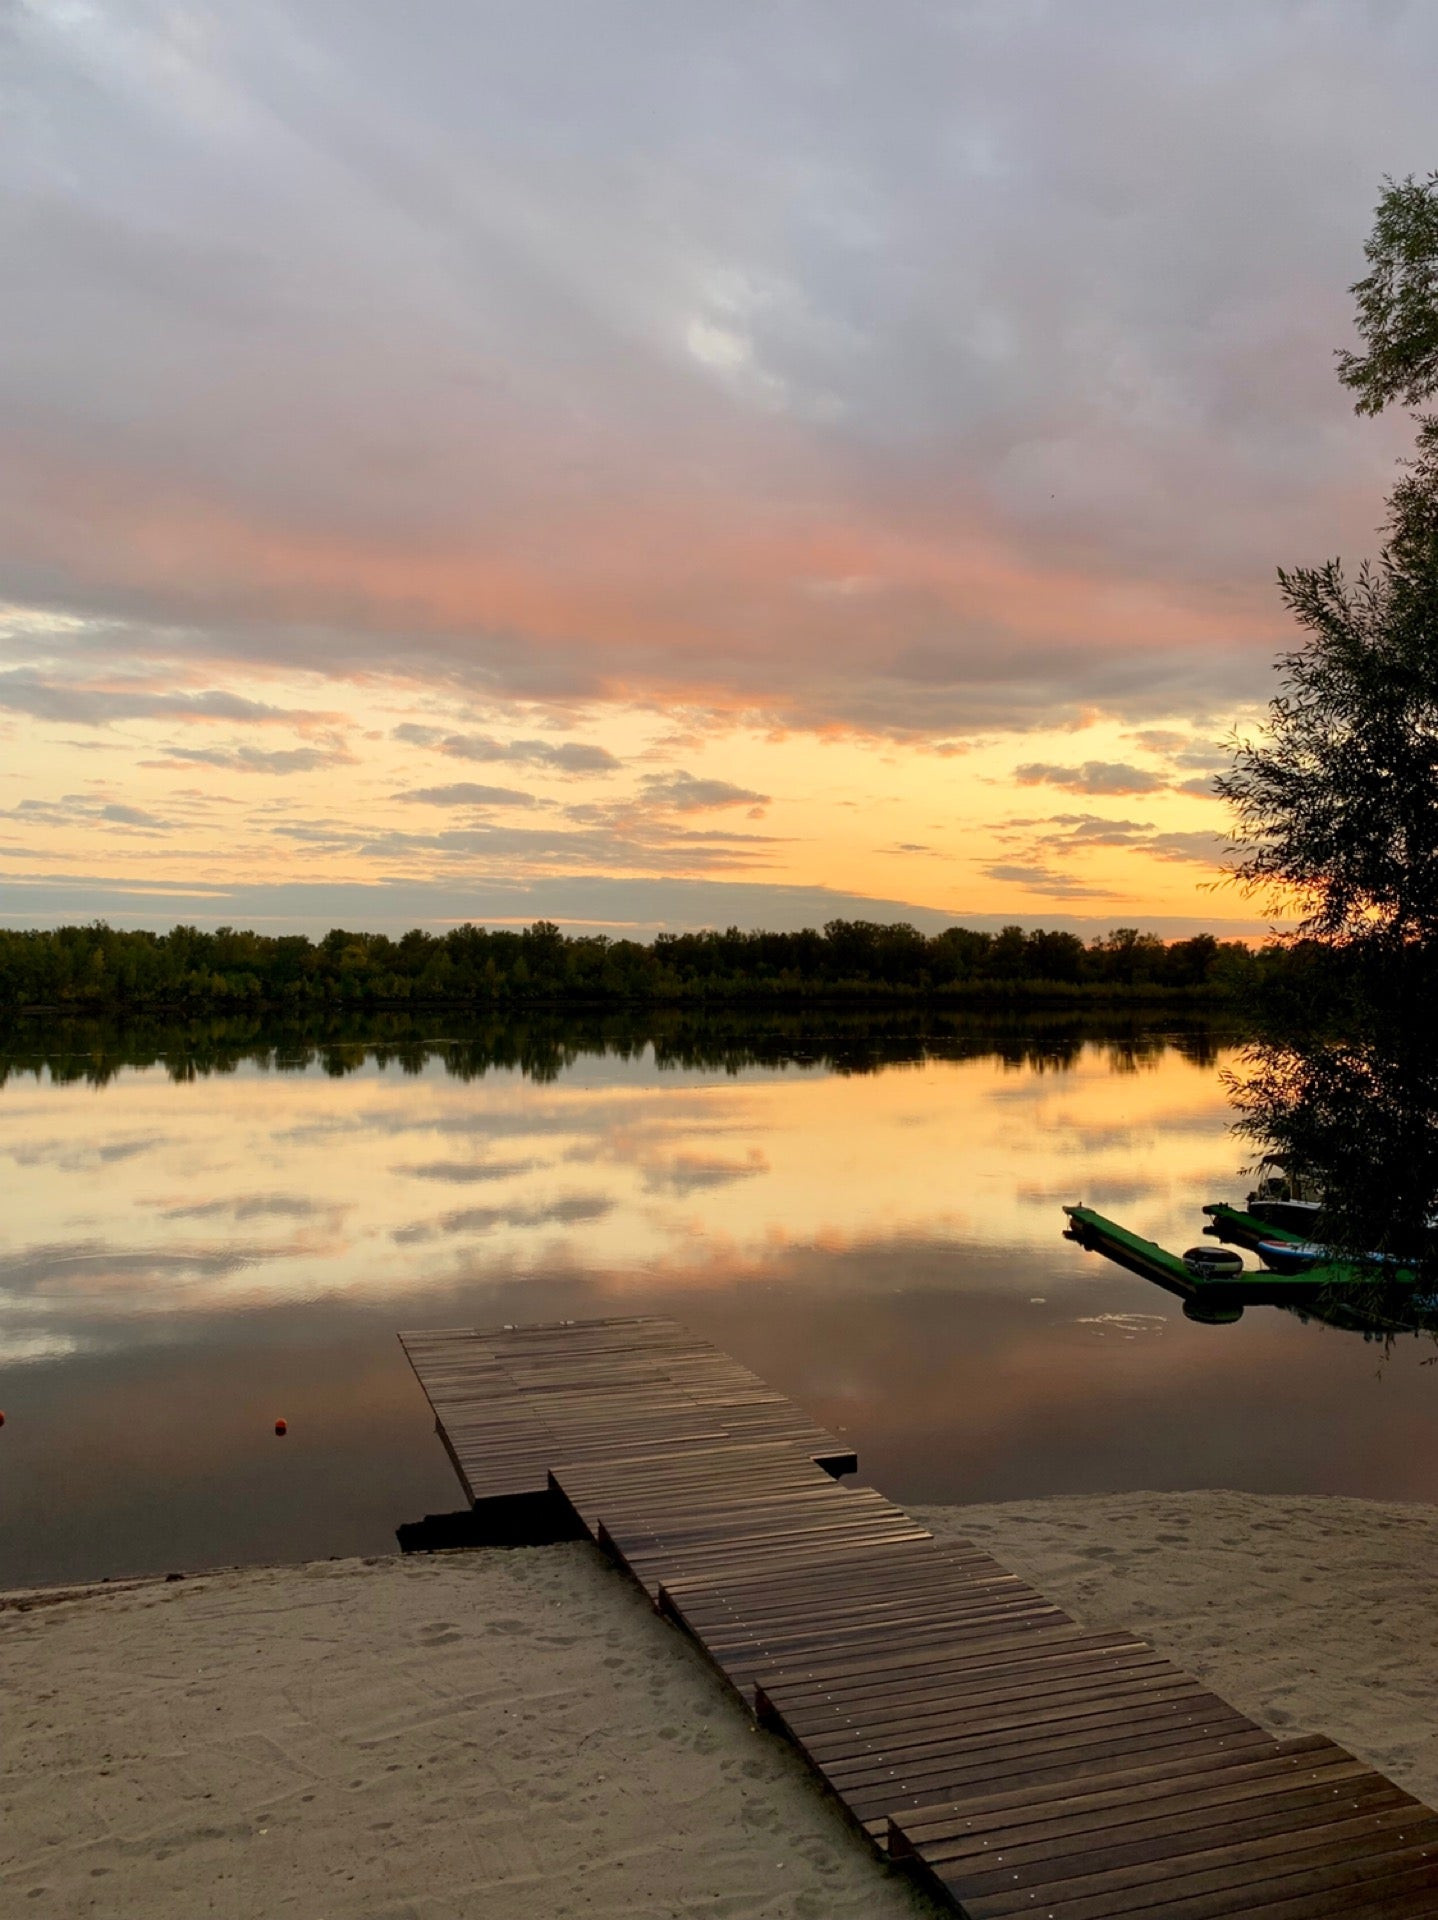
left=1063, top=1204, right=1432, bottom=1338
left=1200, top=1201, right=1311, bottom=1256
left=1062, top=1205, right=1324, bottom=1321
left=1202, top=1201, right=1423, bottom=1285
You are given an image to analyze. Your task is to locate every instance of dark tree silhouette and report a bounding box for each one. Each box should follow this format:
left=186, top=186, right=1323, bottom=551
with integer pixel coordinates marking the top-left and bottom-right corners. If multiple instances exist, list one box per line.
left=0, top=916, right=1252, bottom=1013
left=1220, top=174, right=1438, bottom=944
left=1227, top=948, right=1438, bottom=1293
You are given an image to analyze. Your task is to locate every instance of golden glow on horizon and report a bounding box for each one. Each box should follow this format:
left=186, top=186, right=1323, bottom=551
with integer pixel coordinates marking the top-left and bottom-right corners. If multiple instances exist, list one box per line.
left=0, top=655, right=1257, bottom=928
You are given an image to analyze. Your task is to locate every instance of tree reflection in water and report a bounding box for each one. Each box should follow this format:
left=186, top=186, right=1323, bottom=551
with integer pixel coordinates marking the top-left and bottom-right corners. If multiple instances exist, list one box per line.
left=1226, top=951, right=1438, bottom=1342
left=0, top=1005, right=1228, bottom=1089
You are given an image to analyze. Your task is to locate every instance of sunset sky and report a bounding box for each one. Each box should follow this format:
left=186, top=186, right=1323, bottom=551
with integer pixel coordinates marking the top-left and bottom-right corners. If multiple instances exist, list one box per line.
left=2, top=1, right=1433, bottom=938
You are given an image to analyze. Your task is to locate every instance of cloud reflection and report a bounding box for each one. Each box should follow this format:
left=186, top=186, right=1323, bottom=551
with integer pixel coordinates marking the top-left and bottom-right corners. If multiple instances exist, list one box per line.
left=0, top=1026, right=1235, bottom=1362
left=391, top=1195, right=614, bottom=1244
left=7, top=1021, right=1438, bottom=1586
left=641, top=1150, right=770, bottom=1196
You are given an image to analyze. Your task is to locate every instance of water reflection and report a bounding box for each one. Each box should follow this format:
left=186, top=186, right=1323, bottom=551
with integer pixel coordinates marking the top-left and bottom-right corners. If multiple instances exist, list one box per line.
left=1, top=1011, right=1435, bottom=1589
left=1063, top=960, right=1438, bottom=1347
left=0, top=1005, right=1226, bottom=1087
left=1227, top=957, right=1438, bottom=1289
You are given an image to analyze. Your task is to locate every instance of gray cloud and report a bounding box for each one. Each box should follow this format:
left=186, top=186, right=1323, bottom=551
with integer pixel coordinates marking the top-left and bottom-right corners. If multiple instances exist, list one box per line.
left=100, top=802, right=166, bottom=827
left=10, top=794, right=174, bottom=834
left=143, top=743, right=355, bottom=774
left=639, top=771, right=770, bottom=812
left=266, top=812, right=778, bottom=875
left=1037, top=814, right=1158, bottom=845
left=0, top=869, right=1272, bottom=938
left=980, top=863, right=1110, bottom=900
left=398, top=782, right=542, bottom=809
left=1015, top=761, right=1168, bottom=797
left=394, top=726, right=621, bottom=773
left=1124, top=732, right=1233, bottom=796
left=1128, top=732, right=1229, bottom=770
left=0, top=5, right=1431, bottom=737
left=0, top=673, right=332, bottom=729
left=394, top=1160, right=541, bottom=1183
left=1147, top=828, right=1230, bottom=864
left=1006, top=811, right=1230, bottom=872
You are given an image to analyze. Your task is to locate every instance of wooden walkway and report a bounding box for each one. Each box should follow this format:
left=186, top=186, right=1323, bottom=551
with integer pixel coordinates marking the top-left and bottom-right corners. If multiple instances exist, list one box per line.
left=400, top=1316, right=1438, bottom=1918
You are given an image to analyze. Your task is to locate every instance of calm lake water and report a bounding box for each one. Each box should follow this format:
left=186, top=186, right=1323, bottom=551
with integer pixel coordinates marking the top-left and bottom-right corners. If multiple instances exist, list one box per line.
left=2, top=1014, right=1435, bottom=1588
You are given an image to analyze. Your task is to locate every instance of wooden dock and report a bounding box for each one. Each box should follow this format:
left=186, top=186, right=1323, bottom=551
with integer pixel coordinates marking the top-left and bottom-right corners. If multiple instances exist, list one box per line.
left=400, top=1315, right=1438, bottom=1918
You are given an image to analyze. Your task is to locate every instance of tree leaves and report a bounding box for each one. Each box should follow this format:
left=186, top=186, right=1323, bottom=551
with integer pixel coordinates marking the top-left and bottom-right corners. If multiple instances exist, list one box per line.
left=1337, top=171, right=1438, bottom=415
left=1223, top=172, right=1438, bottom=946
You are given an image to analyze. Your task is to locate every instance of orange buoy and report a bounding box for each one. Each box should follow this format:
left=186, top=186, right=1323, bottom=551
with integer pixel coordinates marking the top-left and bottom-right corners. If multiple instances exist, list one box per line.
left=274, top=1418, right=288, bottom=1436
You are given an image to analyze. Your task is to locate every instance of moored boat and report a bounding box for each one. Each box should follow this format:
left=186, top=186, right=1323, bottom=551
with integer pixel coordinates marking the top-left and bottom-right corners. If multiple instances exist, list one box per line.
left=1201, top=1201, right=1308, bottom=1255
left=1203, top=1202, right=1420, bottom=1284
left=1255, top=1237, right=1328, bottom=1276
left=1064, top=1204, right=1433, bottom=1339
left=1245, top=1155, right=1325, bottom=1235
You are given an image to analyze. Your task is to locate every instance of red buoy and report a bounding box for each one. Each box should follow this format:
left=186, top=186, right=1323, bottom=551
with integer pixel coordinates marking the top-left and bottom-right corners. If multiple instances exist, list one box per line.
left=274, top=1418, right=288, bottom=1436
left=0, top=1411, right=6, bottom=1427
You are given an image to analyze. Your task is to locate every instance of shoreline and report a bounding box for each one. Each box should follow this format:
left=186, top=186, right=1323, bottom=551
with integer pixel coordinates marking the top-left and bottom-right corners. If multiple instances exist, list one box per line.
left=6, top=1490, right=1436, bottom=1917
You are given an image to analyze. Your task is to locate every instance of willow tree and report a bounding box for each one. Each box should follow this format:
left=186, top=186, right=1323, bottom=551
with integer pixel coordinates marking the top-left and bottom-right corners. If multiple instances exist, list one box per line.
left=1219, top=173, right=1438, bottom=943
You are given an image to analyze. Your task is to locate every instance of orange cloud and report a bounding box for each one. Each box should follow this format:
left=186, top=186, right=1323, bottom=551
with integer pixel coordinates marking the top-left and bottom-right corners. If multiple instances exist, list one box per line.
left=8, top=436, right=1285, bottom=737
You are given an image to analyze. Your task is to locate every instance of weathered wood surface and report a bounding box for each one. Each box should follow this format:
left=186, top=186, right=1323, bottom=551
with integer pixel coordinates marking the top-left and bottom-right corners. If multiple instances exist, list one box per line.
left=401, top=1316, right=1438, bottom=1916
left=399, top=1317, right=854, bottom=1508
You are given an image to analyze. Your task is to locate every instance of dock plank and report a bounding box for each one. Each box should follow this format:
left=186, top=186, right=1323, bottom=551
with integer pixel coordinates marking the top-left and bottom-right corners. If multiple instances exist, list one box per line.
left=401, top=1315, right=1438, bottom=1917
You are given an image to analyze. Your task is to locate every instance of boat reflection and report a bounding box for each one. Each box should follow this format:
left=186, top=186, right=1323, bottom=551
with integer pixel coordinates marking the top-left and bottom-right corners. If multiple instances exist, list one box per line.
left=1065, top=956, right=1438, bottom=1345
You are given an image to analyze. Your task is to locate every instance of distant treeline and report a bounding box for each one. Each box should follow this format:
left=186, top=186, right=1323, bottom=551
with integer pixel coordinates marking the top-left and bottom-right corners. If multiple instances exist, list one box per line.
left=0, top=918, right=1278, bottom=1014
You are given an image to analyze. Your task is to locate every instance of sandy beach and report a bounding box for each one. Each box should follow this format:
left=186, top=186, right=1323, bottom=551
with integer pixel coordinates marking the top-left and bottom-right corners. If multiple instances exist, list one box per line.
left=5, top=1491, right=1438, bottom=1919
